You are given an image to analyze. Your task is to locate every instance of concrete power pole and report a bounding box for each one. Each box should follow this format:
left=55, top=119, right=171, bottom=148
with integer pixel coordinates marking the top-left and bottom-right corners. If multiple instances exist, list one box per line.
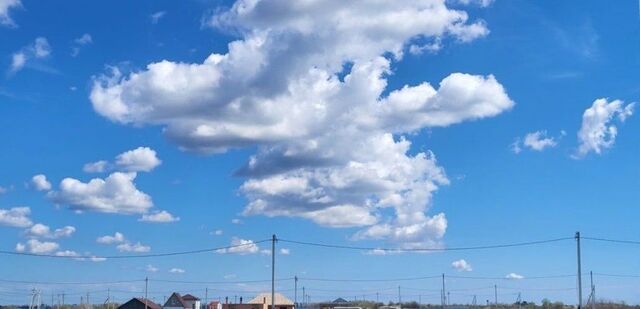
left=271, top=234, right=277, bottom=309
left=398, top=286, right=401, bottom=304
left=576, top=232, right=583, bottom=309
left=590, top=271, right=596, bottom=309
left=441, top=274, right=446, bottom=309
left=494, top=285, right=497, bottom=305
left=294, top=276, right=298, bottom=308
left=145, top=277, right=149, bottom=309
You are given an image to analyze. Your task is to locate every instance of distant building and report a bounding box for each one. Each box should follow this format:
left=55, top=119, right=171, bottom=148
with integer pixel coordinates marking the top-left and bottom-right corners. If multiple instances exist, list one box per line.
left=207, top=301, right=222, bottom=309
left=118, top=298, right=161, bottom=309
left=319, top=298, right=352, bottom=309
left=248, top=293, right=294, bottom=309
left=164, top=293, right=201, bottom=309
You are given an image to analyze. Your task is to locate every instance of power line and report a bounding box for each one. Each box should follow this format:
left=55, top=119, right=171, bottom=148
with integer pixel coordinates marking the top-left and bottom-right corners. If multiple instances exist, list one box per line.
left=0, top=278, right=144, bottom=285
left=582, top=236, right=640, bottom=246
left=149, top=278, right=295, bottom=284
left=298, top=275, right=441, bottom=282
left=0, top=239, right=271, bottom=259
left=447, top=274, right=576, bottom=280
left=278, top=237, right=573, bottom=252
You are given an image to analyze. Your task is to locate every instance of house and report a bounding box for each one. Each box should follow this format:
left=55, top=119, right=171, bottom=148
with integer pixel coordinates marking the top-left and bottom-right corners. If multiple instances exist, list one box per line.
left=164, top=293, right=201, bottom=309
left=248, top=293, right=295, bottom=309
left=118, top=298, right=161, bottom=309
left=207, top=301, right=222, bottom=309
left=319, top=298, right=353, bottom=309
left=221, top=296, right=262, bottom=309
left=183, top=294, right=202, bottom=309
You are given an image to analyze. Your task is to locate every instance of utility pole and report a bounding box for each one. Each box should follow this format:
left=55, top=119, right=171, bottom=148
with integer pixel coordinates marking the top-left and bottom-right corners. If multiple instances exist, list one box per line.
left=494, top=285, right=497, bottom=305
left=294, top=276, right=298, bottom=308
left=517, top=293, right=521, bottom=309
left=302, top=287, right=305, bottom=309
left=472, top=295, right=477, bottom=307
left=398, top=286, right=401, bottom=304
left=576, top=232, right=583, bottom=309
left=205, top=288, right=209, bottom=309
left=447, top=292, right=450, bottom=306
left=271, top=234, right=277, bottom=309
left=87, top=292, right=90, bottom=307
left=145, top=277, right=149, bottom=309
left=62, top=293, right=65, bottom=308
left=376, top=292, right=379, bottom=303
left=590, top=271, right=596, bottom=309
left=441, top=274, right=446, bottom=309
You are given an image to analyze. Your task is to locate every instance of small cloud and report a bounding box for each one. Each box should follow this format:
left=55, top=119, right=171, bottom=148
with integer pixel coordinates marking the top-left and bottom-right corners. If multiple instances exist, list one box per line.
left=74, top=33, right=92, bottom=45
left=0, top=207, right=33, bottom=228
left=231, top=218, right=242, bottom=224
left=169, top=268, right=185, bottom=274
left=505, top=273, right=524, bottom=280
left=139, top=210, right=180, bottom=223
left=451, top=259, right=472, bottom=272
left=31, top=174, right=51, bottom=191
left=523, top=131, right=557, bottom=151
left=145, top=264, right=158, bottom=272
left=223, top=274, right=237, bottom=279
left=117, top=241, right=151, bottom=253
left=150, top=11, right=166, bottom=24
left=25, top=223, right=75, bottom=239
left=9, top=37, right=52, bottom=74
left=279, top=248, right=290, bottom=255
left=16, top=239, right=59, bottom=254
left=212, top=229, right=223, bottom=236
left=0, top=0, right=21, bottom=27
left=216, top=237, right=259, bottom=255
left=575, top=98, right=635, bottom=158
left=96, top=232, right=125, bottom=244
left=83, top=160, right=108, bottom=173
left=71, top=34, right=92, bottom=57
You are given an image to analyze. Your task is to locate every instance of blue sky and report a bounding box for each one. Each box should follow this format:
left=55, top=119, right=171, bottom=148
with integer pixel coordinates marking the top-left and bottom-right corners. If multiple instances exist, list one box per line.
left=1, top=0, right=640, bottom=306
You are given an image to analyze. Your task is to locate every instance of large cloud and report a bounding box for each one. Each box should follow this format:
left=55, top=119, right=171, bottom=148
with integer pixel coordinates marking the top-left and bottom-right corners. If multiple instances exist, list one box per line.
left=575, top=98, right=634, bottom=157
left=0, top=0, right=20, bottom=27
left=0, top=207, right=32, bottom=228
left=48, top=172, right=153, bottom=214
left=25, top=223, right=75, bottom=239
left=89, top=0, right=513, bottom=247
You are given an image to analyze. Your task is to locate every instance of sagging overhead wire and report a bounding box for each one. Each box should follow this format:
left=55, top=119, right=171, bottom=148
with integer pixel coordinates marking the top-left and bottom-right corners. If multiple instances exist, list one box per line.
left=0, top=239, right=272, bottom=259
left=278, top=237, right=573, bottom=252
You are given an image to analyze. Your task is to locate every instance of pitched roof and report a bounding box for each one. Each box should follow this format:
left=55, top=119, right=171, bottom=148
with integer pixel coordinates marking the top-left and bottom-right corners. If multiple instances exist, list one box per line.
left=164, top=292, right=187, bottom=308
left=248, top=293, right=294, bottom=305
left=134, top=298, right=162, bottom=309
left=183, top=294, right=200, bottom=301
left=333, top=298, right=349, bottom=303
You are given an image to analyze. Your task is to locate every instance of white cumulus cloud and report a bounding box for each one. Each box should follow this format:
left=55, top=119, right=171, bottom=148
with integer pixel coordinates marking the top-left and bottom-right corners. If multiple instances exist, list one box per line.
left=575, top=98, right=634, bottom=157
left=83, top=160, right=108, bottom=173
left=217, top=237, right=260, bottom=255
left=115, top=147, right=162, bottom=172
left=117, top=241, right=151, bottom=253
left=0, top=207, right=33, bottom=227
left=88, top=0, right=513, bottom=248
left=169, top=268, right=185, bottom=274
left=96, top=232, right=125, bottom=244
left=31, top=174, right=52, bottom=191
left=505, top=273, right=524, bottom=280
left=138, top=210, right=179, bottom=223
left=451, top=259, right=472, bottom=272
left=25, top=223, right=75, bottom=239
left=16, top=239, right=59, bottom=254
left=48, top=172, right=153, bottom=214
